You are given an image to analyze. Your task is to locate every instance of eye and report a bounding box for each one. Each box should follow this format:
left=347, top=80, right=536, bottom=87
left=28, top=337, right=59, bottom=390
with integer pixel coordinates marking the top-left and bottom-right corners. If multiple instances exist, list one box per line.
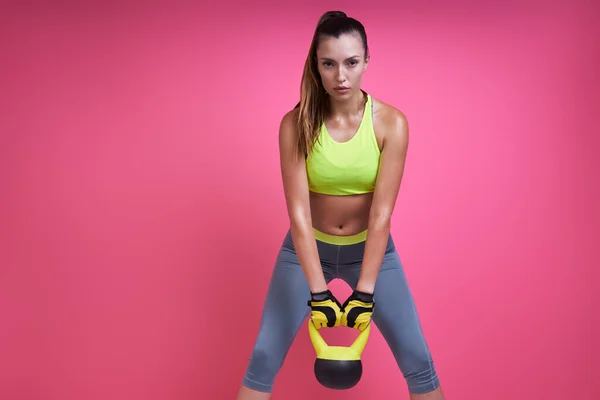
left=323, top=61, right=333, bottom=67
left=348, top=59, right=358, bottom=66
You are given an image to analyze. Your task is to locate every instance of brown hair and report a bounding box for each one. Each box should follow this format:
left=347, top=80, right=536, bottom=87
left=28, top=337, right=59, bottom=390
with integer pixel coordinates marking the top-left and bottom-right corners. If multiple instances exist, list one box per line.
left=294, top=11, right=370, bottom=158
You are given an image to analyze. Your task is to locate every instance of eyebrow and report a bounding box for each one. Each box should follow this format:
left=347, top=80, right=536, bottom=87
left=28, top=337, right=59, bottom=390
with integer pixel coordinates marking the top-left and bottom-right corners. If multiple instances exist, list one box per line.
left=318, top=55, right=360, bottom=61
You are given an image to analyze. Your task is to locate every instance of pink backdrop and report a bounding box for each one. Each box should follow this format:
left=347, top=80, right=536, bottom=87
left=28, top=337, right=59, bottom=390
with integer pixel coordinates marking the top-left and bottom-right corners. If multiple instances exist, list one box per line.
left=1, top=1, right=598, bottom=399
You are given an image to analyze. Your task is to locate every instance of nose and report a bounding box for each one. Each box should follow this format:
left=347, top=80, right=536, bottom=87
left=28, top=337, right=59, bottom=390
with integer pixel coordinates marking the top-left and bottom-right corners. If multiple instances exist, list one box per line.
left=336, top=68, right=346, bottom=83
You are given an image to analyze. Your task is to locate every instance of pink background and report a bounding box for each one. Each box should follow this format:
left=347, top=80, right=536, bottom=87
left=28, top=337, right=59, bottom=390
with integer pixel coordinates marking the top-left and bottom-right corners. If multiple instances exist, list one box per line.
left=1, top=1, right=598, bottom=399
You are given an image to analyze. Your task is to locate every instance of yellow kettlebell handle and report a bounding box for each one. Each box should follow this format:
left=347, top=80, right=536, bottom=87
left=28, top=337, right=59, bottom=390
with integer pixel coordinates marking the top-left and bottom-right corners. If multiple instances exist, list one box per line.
left=308, top=318, right=371, bottom=361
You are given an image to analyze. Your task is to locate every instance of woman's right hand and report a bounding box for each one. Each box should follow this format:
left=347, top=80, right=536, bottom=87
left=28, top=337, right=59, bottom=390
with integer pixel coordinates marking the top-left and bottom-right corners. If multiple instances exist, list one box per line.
left=308, top=289, right=344, bottom=329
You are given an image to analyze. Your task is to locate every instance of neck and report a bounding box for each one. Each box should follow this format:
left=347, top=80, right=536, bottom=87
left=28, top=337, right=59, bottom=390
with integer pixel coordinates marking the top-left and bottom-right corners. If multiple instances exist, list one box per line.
left=326, top=90, right=367, bottom=119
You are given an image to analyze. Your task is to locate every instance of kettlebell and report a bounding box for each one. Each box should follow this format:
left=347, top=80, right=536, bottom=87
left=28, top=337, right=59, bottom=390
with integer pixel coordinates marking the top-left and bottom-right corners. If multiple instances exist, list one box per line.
left=308, top=318, right=371, bottom=390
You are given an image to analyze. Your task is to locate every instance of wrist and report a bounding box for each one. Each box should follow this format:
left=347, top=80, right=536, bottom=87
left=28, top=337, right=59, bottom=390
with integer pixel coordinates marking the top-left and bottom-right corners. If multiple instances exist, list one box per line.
left=310, top=282, right=328, bottom=294
left=355, top=281, right=375, bottom=295
left=310, top=289, right=331, bottom=302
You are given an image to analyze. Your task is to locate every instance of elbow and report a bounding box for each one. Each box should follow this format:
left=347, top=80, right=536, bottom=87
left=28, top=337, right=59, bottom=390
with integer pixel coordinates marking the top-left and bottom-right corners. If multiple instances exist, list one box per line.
left=289, top=209, right=312, bottom=232
left=369, top=207, right=392, bottom=230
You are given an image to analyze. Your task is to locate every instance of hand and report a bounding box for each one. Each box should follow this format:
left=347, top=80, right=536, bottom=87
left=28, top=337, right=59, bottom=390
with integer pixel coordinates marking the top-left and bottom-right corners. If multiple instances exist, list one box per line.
left=308, top=289, right=344, bottom=329
left=342, top=290, right=375, bottom=331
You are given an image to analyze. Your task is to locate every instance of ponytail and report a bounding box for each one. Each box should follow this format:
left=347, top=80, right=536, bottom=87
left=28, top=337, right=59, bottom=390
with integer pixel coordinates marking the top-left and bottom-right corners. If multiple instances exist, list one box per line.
left=294, top=11, right=368, bottom=158
left=295, top=11, right=346, bottom=158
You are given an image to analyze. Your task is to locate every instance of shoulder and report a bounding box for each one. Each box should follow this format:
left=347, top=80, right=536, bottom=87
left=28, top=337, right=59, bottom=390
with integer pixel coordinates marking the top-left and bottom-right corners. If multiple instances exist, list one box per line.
left=278, top=107, right=302, bottom=159
left=278, top=108, right=300, bottom=142
left=371, top=96, right=409, bottom=147
left=280, top=107, right=299, bottom=129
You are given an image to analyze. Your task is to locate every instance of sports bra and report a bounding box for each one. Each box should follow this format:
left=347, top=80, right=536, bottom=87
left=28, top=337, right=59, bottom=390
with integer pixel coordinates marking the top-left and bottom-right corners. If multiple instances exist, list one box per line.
left=306, top=93, right=381, bottom=196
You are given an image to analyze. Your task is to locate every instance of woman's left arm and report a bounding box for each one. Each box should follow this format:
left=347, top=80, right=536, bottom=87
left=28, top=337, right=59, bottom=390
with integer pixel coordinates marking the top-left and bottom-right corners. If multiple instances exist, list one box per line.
left=356, top=109, right=409, bottom=294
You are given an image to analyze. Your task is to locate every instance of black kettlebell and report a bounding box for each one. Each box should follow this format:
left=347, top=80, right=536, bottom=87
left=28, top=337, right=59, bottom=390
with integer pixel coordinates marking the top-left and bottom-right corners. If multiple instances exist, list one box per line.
left=308, top=318, right=371, bottom=390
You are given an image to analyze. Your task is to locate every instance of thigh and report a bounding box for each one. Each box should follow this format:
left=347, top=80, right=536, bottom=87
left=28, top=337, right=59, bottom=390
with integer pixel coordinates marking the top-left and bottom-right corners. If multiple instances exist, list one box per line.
left=250, top=233, right=334, bottom=359
left=339, top=246, right=434, bottom=372
left=370, top=250, right=433, bottom=365
left=255, top=243, right=310, bottom=345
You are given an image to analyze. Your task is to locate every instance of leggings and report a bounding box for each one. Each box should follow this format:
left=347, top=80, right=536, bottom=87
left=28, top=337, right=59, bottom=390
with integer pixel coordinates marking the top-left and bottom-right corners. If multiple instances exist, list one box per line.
left=242, top=229, right=441, bottom=394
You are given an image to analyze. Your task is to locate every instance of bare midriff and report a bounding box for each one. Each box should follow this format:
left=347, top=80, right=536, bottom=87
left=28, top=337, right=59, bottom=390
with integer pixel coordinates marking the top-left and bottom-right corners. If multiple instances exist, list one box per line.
left=309, top=191, right=373, bottom=236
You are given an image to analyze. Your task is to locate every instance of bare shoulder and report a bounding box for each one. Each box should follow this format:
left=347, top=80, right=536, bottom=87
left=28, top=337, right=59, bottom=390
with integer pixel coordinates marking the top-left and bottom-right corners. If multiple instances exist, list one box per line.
left=371, top=96, right=409, bottom=150
left=278, top=108, right=300, bottom=145
left=278, top=107, right=303, bottom=163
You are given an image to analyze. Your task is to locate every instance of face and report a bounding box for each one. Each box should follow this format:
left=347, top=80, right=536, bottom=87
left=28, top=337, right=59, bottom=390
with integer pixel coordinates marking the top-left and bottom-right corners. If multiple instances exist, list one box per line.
left=315, top=33, right=369, bottom=99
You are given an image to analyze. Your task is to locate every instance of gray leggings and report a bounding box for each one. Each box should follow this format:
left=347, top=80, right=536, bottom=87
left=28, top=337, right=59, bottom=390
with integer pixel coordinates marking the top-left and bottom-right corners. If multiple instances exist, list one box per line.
left=242, top=230, right=441, bottom=394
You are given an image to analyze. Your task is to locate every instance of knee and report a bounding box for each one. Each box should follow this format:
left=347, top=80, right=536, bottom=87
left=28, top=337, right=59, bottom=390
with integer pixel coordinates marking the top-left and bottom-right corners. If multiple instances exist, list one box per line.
left=401, top=351, right=441, bottom=394
left=242, top=343, right=284, bottom=393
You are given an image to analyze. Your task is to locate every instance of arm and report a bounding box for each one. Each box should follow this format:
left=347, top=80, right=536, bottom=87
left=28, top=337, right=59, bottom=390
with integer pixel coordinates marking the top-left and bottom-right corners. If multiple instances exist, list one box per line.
left=356, top=109, right=410, bottom=294
left=278, top=110, right=328, bottom=293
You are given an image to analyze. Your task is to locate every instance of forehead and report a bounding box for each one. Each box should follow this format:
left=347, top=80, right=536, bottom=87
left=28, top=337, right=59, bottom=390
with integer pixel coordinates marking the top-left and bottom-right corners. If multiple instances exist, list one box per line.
left=316, top=33, right=364, bottom=59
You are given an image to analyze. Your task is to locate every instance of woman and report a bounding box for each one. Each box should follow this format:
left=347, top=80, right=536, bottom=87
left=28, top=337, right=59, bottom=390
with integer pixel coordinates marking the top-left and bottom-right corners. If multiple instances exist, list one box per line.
left=236, top=11, right=445, bottom=400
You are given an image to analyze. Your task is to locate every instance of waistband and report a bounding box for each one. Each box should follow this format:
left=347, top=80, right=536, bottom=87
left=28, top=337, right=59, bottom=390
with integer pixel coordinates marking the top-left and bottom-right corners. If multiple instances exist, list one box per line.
left=312, top=227, right=368, bottom=246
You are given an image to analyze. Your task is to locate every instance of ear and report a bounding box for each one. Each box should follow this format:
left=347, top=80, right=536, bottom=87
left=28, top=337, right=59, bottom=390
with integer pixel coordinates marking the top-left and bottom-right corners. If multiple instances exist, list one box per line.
left=363, top=55, right=370, bottom=71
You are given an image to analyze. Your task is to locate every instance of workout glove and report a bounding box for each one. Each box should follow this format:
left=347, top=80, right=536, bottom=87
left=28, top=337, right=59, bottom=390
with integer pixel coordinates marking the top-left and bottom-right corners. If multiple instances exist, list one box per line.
left=342, top=290, right=375, bottom=331
left=308, top=289, right=344, bottom=329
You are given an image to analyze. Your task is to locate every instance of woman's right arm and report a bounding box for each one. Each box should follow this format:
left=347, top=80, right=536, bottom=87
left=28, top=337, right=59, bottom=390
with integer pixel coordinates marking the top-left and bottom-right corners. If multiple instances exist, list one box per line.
left=278, top=110, right=328, bottom=293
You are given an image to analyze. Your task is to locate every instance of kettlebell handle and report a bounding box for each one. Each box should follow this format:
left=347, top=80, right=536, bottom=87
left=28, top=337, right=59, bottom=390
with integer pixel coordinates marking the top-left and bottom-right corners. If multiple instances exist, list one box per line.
left=308, top=318, right=371, bottom=357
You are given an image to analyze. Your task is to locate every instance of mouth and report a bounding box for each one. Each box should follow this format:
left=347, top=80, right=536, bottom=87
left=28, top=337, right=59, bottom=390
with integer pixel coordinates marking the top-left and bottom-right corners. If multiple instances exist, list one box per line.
left=334, top=86, right=350, bottom=91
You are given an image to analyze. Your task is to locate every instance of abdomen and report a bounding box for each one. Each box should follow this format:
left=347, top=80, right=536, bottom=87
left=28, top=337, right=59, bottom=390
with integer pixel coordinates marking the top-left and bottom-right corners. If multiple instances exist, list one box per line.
left=309, top=191, right=373, bottom=236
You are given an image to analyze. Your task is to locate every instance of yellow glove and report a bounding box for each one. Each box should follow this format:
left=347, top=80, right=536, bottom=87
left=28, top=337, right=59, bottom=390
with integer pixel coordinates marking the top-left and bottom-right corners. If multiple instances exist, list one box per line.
left=308, top=290, right=343, bottom=329
left=342, top=290, right=375, bottom=331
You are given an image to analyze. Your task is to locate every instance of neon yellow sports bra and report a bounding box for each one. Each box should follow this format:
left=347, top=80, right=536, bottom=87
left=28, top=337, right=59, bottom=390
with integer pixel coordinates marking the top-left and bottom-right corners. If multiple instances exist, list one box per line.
left=306, top=93, right=381, bottom=196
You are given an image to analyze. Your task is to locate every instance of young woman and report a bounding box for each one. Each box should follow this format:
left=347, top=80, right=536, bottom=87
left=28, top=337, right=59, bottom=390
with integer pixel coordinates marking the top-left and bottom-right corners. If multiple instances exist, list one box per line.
left=236, top=11, right=445, bottom=400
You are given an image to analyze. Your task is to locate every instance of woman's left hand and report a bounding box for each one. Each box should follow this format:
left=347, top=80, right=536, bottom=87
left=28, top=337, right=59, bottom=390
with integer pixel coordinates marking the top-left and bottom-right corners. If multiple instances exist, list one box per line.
left=341, top=290, right=375, bottom=331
